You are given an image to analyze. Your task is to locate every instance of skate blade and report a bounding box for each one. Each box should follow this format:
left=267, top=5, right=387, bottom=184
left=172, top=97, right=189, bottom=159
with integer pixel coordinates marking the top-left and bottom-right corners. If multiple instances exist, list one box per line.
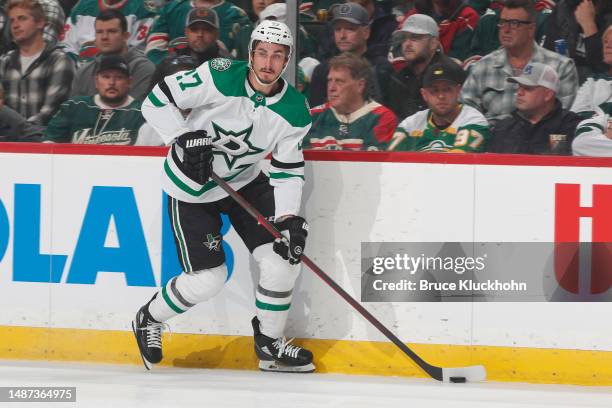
left=131, top=320, right=153, bottom=371
left=258, top=360, right=315, bottom=373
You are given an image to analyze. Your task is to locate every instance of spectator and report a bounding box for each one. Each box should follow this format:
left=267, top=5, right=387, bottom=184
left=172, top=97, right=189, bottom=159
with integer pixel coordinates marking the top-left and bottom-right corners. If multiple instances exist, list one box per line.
left=70, top=10, right=155, bottom=101
left=542, top=0, right=612, bottom=81
left=44, top=54, right=149, bottom=144
left=232, top=3, right=317, bottom=61
left=0, top=0, right=74, bottom=126
left=309, top=2, right=393, bottom=107
left=469, top=0, right=551, bottom=59
left=389, top=59, right=489, bottom=152
left=305, top=53, right=397, bottom=150
left=248, top=0, right=267, bottom=22
left=146, top=0, right=249, bottom=65
left=61, top=0, right=155, bottom=62
left=461, top=0, right=578, bottom=126
left=571, top=25, right=612, bottom=156
left=1, top=0, right=65, bottom=51
left=488, top=62, right=581, bottom=154
left=0, top=84, right=44, bottom=141
left=317, top=0, right=397, bottom=60
left=571, top=24, right=612, bottom=119
left=164, top=7, right=231, bottom=66
left=387, top=14, right=464, bottom=121
left=397, top=0, right=480, bottom=62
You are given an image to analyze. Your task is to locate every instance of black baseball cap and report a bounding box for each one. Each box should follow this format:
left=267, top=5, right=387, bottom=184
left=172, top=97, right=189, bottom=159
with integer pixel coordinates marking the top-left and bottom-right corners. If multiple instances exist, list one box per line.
left=422, top=60, right=466, bottom=87
left=96, top=54, right=130, bottom=76
left=185, top=7, right=219, bottom=29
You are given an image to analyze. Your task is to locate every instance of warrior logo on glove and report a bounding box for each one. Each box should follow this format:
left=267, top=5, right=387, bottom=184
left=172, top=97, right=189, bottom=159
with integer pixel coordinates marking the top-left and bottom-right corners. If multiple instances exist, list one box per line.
left=175, top=130, right=214, bottom=185
left=273, top=216, right=309, bottom=265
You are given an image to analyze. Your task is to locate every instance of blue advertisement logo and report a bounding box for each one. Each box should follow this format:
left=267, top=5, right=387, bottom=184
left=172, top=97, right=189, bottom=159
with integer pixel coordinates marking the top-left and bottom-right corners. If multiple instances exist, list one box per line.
left=5, top=184, right=234, bottom=287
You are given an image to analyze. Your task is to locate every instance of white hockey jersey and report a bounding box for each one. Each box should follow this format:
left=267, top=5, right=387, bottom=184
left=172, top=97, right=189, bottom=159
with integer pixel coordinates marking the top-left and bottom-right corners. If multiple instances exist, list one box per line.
left=572, top=107, right=612, bottom=157
left=141, top=58, right=312, bottom=218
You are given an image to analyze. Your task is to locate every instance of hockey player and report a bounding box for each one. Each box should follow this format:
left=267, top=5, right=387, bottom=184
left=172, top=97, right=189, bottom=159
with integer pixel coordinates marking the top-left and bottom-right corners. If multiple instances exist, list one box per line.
left=388, top=59, right=490, bottom=152
left=133, top=20, right=315, bottom=373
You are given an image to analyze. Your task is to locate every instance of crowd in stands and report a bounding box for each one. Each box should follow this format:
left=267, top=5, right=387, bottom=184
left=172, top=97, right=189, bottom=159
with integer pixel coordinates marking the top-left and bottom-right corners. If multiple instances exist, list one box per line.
left=0, top=0, right=610, bottom=156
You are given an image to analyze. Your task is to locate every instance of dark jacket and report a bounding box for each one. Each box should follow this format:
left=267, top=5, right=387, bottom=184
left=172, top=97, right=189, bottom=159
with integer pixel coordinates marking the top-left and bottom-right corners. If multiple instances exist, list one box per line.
left=308, top=50, right=393, bottom=107
left=542, top=0, right=612, bottom=81
left=488, top=100, right=582, bottom=155
left=387, top=51, right=463, bottom=121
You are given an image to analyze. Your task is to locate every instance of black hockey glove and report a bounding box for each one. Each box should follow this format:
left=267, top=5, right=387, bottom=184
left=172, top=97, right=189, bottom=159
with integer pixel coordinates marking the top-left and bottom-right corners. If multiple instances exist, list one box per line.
left=176, top=130, right=213, bottom=185
left=273, top=216, right=309, bottom=265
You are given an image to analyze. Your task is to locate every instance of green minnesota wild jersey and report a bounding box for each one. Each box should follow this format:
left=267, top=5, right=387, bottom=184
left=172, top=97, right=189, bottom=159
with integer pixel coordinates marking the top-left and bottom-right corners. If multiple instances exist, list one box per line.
left=305, top=101, right=397, bottom=151
left=389, top=105, right=490, bottom=152
left=146, top=0, right=249, bottom=64
left=44, top=95, right=145, bottom=144
left=142, top=58, right=312, bottom=218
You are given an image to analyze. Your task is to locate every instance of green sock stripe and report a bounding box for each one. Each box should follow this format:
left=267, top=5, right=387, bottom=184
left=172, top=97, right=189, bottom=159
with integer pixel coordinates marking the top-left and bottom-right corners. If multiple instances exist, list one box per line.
left=255, top=299, right=291, bottom=311
left=162, top=285, right=185, bottom=314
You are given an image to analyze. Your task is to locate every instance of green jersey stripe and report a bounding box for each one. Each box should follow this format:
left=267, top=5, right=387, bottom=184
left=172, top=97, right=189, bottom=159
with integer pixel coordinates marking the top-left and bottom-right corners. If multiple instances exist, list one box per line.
left=148, top=92, right=166, bottom=107
left=171, top=197, right=192, bottom=272
left=269, top=172, right=305, bottom=180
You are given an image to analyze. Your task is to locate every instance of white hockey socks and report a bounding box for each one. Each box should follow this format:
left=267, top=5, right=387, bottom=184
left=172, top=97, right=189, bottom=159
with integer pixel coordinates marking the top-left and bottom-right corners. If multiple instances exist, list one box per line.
left=148, top=264, right=227, bottom=322
left=253, top=243, right=301, bottom=339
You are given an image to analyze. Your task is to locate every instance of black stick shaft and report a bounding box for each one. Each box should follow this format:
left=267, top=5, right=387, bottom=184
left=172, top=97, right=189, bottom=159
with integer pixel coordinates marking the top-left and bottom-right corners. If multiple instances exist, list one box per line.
left=210, top=172, right=443, bottom=380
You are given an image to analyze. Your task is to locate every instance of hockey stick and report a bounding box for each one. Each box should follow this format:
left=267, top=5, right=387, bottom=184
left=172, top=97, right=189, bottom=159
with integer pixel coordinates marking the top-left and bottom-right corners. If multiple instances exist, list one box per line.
left=211, top=172, right=486, bottom=383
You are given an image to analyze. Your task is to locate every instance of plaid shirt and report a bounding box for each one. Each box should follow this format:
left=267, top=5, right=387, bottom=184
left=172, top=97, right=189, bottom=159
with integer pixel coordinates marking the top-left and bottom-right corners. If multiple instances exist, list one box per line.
left=0, top=45, right=75, bottom=125
left=39, top=0, right=66, bottom=46
left=460, top=43, right=579, bottom=125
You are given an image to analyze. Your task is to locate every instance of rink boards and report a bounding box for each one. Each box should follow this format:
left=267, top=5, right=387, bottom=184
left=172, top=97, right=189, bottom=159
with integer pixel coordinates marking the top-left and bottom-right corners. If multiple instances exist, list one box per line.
left=0, top=144, right=611, bottom=385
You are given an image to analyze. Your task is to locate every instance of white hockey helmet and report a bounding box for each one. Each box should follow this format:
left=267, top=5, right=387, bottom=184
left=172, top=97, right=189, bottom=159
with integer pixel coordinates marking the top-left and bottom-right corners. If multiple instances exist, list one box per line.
left=248, top=19, right=294, bottom=69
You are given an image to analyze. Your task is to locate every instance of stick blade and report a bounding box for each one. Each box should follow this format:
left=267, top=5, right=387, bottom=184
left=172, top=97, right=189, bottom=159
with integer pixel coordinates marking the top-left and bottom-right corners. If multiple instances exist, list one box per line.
left=442, top=365, right=486, bottom=383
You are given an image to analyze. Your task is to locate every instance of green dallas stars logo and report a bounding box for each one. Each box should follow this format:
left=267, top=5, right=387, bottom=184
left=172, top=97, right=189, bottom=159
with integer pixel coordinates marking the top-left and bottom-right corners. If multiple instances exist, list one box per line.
left=211, top=122, right=264, bottom=170
left=203, top=233, right=222, bottom=252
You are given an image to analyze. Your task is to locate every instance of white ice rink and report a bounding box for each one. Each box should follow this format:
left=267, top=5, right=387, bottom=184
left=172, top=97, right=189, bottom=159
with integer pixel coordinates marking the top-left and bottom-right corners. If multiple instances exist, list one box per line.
left=1, top=360, right=612, bottom=408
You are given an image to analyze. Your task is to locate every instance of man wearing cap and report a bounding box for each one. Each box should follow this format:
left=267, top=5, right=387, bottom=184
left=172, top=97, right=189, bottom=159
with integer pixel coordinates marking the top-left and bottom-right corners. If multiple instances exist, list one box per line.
left=461, top=0, right=578, bottom=126
left=388, top=59, right=489, bottom=152
left=316, top=0, right=397, bottom=61
left=571, top=25, right=612, bottom=156
left=397, top=0, right=480, bottom=62
left=44, top=54, right=149, bottom=145
left=146, top=0, right=250, bottom=65
left=487, top=62, right=581, bottom=154
left=71, top=9, right=155, bottom=101
left=387, top=14, right=463, bottom=121
left=309, top=2, right=392, bottom=107
left=164, top=6, right=231, bottom=66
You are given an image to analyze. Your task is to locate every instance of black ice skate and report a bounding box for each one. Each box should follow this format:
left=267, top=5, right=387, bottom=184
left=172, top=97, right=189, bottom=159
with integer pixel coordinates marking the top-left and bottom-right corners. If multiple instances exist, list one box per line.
left=252, top=316, right=315, bottom=373
left=132, top=299, right=165, bottom=370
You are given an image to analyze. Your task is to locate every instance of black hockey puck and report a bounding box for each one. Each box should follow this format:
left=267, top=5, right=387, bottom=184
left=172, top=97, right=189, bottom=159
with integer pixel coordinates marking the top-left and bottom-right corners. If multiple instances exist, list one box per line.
left=450, top=376, right=467, bottom=383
